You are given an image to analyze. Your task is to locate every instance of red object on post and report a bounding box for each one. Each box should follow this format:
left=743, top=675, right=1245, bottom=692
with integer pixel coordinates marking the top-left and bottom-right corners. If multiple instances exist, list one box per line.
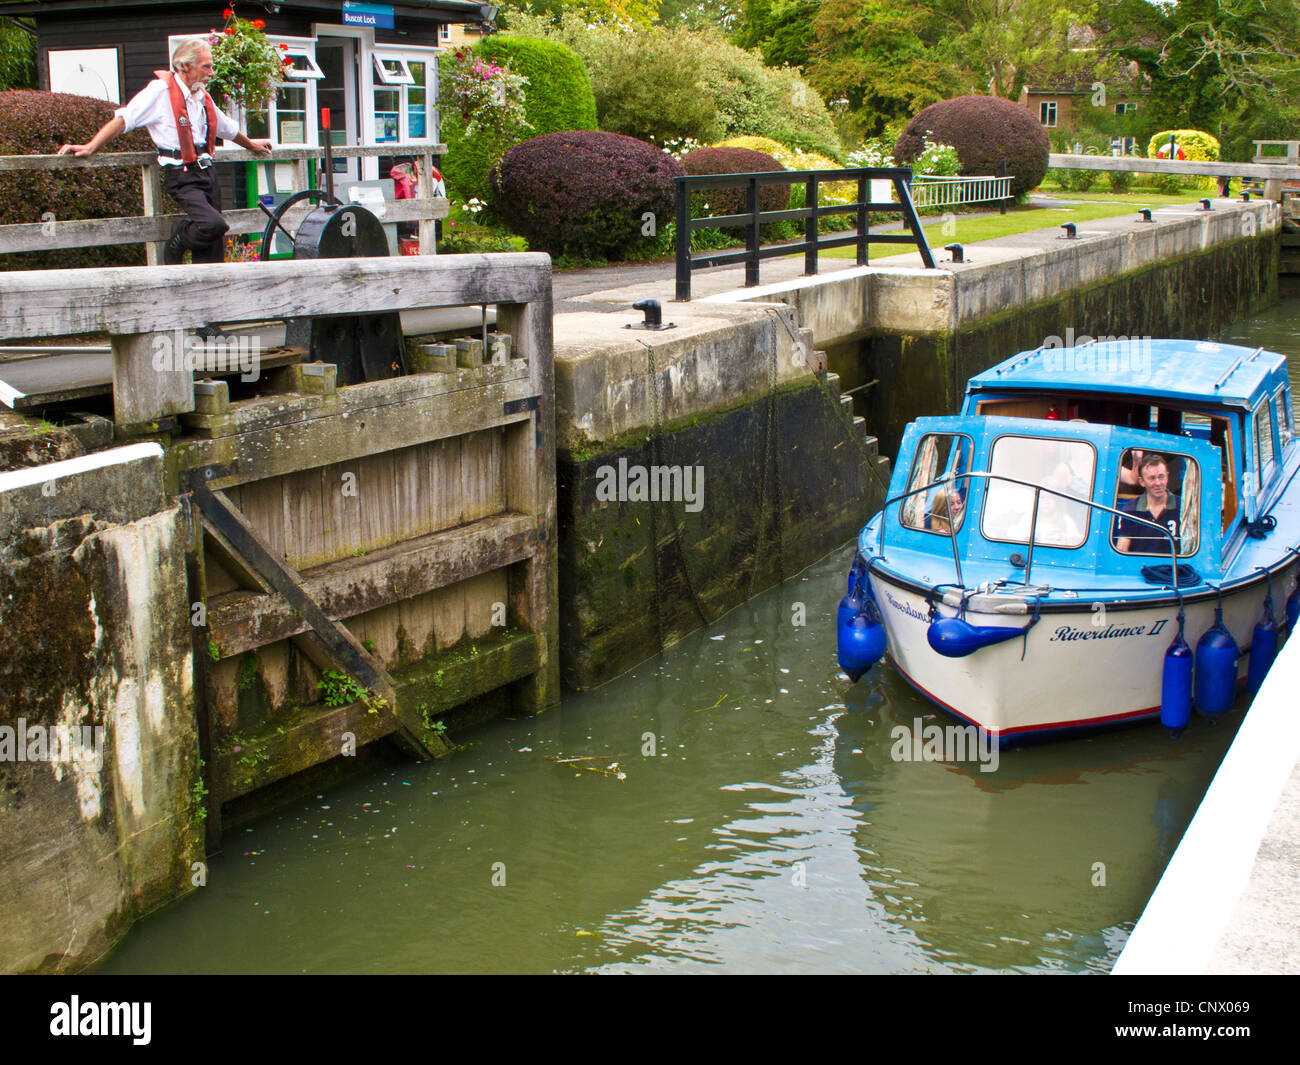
left=320, top=107, right=331, bottom=131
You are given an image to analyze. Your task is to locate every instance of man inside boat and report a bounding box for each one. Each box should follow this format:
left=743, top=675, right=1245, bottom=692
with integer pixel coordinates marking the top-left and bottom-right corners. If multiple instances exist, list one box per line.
left=1114, top=454, right=1180, bottom=554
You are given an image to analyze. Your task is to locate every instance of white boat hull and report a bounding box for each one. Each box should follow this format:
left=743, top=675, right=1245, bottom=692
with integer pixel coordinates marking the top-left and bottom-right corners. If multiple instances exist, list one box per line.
left=869, top=571, right=1276, bottom=742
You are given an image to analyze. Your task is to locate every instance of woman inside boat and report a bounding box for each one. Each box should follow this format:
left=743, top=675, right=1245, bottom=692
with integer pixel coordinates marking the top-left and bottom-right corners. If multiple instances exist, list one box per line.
left=928, top=488, right=965, bottom=535
left=1114, top=454, right=1180, bottom=554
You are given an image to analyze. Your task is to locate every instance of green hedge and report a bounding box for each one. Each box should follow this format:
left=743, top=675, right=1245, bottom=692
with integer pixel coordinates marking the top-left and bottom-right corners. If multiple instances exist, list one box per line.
left=440, top=36, right=597, bottom=208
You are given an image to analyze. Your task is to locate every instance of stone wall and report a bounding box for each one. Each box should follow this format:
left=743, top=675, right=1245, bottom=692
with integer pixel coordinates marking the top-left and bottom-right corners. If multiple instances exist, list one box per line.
left=0, top=443, right=199, bottom=973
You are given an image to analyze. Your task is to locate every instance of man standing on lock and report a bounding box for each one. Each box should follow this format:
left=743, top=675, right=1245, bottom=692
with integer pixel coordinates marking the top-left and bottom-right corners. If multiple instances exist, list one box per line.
left=59, top=38, right=273, bottom=336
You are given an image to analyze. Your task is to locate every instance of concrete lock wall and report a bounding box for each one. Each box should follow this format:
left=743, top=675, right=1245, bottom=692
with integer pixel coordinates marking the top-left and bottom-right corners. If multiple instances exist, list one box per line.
left=553, top=303, right=890, bottom=688
left=0, top=444, right=199, bottom=973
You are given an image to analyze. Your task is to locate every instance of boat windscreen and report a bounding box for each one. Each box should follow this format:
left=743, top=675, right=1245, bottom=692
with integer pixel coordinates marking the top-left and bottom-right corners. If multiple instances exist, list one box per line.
left=980, top=435, right=1095, bottom=549
left=901, top=432, right=973, bottom=535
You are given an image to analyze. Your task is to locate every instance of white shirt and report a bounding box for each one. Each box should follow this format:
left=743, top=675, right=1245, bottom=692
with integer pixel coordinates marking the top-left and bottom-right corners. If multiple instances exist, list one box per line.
left=115, top=77, right=240, bottom=165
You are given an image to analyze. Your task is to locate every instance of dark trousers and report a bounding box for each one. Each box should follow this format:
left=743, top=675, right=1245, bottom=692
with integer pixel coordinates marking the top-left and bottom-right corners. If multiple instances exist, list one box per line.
left=163, top=163, right=228, bottom=264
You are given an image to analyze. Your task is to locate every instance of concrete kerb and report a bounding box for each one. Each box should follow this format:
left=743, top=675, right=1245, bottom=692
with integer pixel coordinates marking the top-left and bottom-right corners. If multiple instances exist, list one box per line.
left=552, top=299, right=809, bottom=452
left=1113, top=633, right=1300, bottom=974
left=0, top=442, right=165, bottom=533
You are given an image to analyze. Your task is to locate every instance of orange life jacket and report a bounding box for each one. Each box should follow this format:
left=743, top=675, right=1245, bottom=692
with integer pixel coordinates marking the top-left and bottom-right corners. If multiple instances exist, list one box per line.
left=154, top=69, right=219, bottom=162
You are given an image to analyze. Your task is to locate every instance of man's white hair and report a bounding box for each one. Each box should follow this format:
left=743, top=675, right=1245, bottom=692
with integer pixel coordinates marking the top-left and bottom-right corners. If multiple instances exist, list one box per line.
left=171, top=38, right=211, bottom=72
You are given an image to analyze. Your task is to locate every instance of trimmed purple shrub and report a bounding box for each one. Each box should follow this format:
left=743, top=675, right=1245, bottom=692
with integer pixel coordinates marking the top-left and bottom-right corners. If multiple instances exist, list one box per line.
left=895, top=95, right=1049, bottom=198
left=0, top=90, right=155, bottom=271
left=491, top=130, right=684, bottom=260
left=679, top=146, right=789, bottom=217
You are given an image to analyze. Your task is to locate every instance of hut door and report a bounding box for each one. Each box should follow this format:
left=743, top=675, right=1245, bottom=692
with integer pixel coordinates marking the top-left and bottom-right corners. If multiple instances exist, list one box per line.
left=316, top=36, right=360, bottom=182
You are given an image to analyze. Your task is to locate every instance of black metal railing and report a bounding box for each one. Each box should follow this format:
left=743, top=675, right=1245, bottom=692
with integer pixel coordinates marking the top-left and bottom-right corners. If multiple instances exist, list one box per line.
left=673, top=167, right=937, bottom=301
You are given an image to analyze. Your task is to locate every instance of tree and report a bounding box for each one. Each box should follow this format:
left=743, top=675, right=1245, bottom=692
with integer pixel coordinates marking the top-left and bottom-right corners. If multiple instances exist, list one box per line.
left=659, top=0, right=745, bottom=31
left=1100, top=0, right=1300, bottom=154
left=500, top=0, right=659, bottom=26
left=733, top=0, right=817, bottom=68
left=781, top=0, right=1099, bottom=140
left=0, top=17, right=36, bottom=91
left=939, top=0, right=1099, bottom=102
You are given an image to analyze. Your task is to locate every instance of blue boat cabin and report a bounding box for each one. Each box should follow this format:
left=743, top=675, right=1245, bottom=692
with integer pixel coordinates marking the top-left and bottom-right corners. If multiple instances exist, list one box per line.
left=884, top=339, right=1296, bottom=589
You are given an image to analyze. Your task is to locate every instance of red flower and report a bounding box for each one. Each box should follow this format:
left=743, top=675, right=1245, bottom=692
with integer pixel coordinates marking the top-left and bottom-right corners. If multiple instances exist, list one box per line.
left=253, top=18, right=265, bottom=29
left=279, top=43, right=289, bottom=50
left=224, top=27, right=235, bottom=34
left=222, top=7, right=233, bottom=16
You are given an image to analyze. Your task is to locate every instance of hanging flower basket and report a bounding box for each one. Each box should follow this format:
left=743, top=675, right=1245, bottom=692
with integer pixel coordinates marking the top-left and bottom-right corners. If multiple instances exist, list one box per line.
left=206, top=5, right=289, bottom=114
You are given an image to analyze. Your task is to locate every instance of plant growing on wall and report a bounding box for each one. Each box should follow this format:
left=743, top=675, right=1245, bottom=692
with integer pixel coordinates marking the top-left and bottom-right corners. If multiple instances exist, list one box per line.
left=206, top=5, right=291, bottom=114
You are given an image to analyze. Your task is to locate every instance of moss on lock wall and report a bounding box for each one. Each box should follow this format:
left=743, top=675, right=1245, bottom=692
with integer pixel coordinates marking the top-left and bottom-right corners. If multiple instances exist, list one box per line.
left=557, top=378, right=887, bottom=689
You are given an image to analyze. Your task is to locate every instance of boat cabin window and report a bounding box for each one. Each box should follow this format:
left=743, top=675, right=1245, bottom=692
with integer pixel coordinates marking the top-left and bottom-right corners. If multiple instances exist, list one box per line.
left=1277, top=389, right=1294, bottom=449
left=980, top=435, right=1095, bottom=549
left=1184, top=412, right=1237, bottom=531
left=901, top=433, right=972, bottom=536
left=1254, top=403, right=1277, bottom=492
left=1111, top=450, right=1201, bottom=557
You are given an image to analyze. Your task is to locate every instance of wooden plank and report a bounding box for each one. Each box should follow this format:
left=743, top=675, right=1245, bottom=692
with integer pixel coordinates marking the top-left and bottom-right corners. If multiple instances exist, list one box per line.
left=397, top=590, right=437, bottom=664
left=140, top=163, right=165, bottom=267
left=284, top=465, right=327, bottom=571
left=349, top=602, right=402, bottom=671
left=239, top=475, right=287, bottom=568
left=110, top=329, right=194, bottom=425
left=431, top=582, right=466, bottom=651
left=209, top=656, right=240, bottom=732
left=258, top=641, right=291, bottom=715
left=207, top=512, right=538, bottom=655
left=496, top=298, right=558, bottom=715
left=464, top=570, right=507, bottom=639
left=1048, top=153, right=1300, bottom=180
left=0, top=199, right=450, bottom=255
left=0, top=144, right=451, bottom=170
left=461, top=429, right=491, bottom=524
left=326, top=456, right=364, bottom=565
left=213, top=693, right=400, bottom=802
left=172, top=375, right=535, bottom=490
left=0, top=254, right=551, bottom=339
left=358, top=449, right=397, bottom=553
left=393, top=441, right=428, bottom=542
left=177, top=361, right=527, bottom=441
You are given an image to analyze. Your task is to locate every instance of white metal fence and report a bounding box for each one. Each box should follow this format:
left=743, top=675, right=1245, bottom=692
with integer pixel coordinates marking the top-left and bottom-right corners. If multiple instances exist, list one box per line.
left=909, top=174, right=1014, bottom=209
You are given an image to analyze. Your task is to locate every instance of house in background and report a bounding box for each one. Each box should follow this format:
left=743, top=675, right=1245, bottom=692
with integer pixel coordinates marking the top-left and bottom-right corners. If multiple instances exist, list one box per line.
left=1018, top=27, right=1150, bottom=154
left=0, top=0, right=497, bottom=198
left=1019, top=78, right=1145, bottom=154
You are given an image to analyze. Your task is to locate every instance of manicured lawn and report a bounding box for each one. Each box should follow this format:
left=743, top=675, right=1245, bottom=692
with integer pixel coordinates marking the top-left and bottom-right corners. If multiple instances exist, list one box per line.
left=821, top=191, right=1207, bottom=259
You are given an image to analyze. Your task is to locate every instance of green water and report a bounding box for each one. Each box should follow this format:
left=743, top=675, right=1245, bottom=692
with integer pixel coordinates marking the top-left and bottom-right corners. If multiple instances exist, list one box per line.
left=98, top=301, right=1300, bottom=975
